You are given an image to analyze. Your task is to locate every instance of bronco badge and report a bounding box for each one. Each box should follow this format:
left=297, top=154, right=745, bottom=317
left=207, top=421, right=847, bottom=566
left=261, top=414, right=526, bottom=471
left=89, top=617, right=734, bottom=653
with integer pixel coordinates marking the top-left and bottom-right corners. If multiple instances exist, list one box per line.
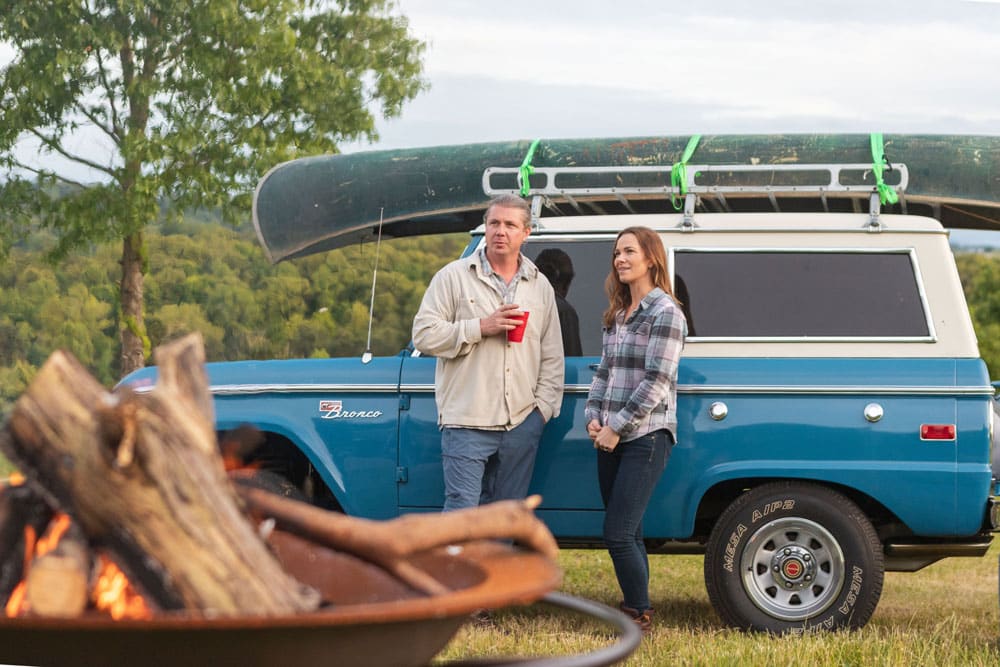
left=319, top=400, right=383, bottom=420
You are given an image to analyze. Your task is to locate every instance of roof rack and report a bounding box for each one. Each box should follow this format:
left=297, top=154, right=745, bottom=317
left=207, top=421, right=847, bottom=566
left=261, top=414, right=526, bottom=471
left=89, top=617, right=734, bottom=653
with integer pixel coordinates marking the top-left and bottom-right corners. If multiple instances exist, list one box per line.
left=482, top=162, right=908, bottom=230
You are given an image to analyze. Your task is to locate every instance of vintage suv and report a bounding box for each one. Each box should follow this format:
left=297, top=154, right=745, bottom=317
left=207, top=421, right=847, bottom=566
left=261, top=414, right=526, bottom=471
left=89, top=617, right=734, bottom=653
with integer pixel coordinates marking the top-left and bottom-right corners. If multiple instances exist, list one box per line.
left=121, top=136, right=1000, bottom=633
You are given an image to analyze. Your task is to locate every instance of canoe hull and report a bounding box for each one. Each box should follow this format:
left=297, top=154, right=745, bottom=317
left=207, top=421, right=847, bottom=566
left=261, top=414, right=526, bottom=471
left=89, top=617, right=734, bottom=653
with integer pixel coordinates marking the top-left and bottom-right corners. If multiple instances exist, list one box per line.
left=253, top=134, right=1000, bottom=262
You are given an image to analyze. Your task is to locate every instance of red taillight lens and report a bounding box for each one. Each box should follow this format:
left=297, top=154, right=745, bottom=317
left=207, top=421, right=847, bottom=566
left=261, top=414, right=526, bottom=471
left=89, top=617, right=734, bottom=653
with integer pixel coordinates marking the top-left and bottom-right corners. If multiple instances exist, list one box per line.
left=920, top=424, right=956, bottom=440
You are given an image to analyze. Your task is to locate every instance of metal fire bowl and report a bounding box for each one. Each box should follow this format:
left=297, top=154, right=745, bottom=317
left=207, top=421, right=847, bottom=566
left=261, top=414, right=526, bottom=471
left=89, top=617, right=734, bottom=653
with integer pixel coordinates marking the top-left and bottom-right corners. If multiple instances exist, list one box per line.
left=0, top=535, right=563, bottom=667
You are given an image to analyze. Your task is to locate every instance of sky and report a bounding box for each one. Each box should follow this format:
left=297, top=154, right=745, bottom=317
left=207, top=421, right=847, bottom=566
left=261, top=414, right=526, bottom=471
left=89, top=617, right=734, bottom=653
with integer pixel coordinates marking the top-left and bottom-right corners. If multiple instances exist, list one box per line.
left=357, top=0, right=1000, bottom=151
left=4, top=0, right=1000, bottom=241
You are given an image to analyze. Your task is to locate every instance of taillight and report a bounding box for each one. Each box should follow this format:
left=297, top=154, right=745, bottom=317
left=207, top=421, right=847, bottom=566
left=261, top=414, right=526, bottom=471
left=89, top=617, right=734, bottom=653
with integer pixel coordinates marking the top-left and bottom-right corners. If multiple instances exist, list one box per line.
left=920, top=424, right=956, bottom=440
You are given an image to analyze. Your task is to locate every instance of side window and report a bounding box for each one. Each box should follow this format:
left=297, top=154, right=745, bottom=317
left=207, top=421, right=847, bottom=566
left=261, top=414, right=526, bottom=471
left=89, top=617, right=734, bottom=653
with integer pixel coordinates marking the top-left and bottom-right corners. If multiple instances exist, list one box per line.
left=673, top=250, right=931, bottom=339
left=524, top=239, right=612, bottom=356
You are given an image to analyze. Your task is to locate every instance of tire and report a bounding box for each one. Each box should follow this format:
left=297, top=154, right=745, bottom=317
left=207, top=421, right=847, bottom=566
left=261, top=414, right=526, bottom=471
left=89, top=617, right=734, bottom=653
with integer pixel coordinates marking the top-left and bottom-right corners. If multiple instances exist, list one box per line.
left=704, top=481, right=884, bottom=633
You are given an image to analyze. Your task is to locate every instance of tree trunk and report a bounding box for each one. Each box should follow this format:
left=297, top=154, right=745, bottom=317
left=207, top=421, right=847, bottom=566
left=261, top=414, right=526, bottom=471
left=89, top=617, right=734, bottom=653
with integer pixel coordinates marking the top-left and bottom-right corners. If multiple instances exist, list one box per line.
left=0, top=333, right=320, bottom=617
left=119, top=231, right=147, bottom=377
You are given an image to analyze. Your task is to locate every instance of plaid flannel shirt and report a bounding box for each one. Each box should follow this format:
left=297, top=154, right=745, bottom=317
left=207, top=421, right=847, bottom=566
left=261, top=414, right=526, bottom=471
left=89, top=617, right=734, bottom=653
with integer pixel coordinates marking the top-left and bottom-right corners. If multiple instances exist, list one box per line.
left=585, top=287, right=687, bottom=442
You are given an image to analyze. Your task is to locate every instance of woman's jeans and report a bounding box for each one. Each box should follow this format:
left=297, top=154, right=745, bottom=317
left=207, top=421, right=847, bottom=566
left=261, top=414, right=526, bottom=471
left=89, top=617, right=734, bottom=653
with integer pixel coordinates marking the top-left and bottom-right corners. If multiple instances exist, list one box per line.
left=597, top=429, right=674, bottom=611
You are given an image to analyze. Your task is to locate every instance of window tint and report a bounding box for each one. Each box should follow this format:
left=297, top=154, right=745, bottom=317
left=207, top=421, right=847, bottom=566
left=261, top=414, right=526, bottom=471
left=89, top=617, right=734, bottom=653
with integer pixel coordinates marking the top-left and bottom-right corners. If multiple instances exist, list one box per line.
left=673, top=250, right=930, bottom=338
left=524, top=240, right=612, bottom=356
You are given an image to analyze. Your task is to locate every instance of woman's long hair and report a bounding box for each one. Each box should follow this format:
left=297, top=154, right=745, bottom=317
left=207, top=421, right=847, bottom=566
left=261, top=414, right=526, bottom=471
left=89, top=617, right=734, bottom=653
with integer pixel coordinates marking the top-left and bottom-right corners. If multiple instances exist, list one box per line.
left=602, top=226, right=678, bottom=328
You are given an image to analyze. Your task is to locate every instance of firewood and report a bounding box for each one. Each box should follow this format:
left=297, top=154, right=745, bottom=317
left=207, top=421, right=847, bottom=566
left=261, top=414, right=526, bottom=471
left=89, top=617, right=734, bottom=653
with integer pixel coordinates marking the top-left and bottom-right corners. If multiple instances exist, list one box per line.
left=0, top=334, right=320, bottom=617
left=25, top=521, right=91, bottom=617
left=0, top=480, right=52, bottom=606
left=236, top=484, right=559, bottom=595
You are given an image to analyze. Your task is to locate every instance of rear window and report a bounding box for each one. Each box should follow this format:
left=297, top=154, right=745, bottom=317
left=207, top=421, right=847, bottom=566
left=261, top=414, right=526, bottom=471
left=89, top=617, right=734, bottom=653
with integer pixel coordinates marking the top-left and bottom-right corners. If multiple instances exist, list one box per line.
left=672, top=250, right=931, bottom=339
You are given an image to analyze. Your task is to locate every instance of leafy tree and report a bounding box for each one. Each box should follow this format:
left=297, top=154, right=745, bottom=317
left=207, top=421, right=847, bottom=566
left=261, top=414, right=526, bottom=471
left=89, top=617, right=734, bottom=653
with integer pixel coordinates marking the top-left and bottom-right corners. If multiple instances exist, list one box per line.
left=0, top=0, right=426, bottom=376
left=956, top=251, right=1000, bottom=378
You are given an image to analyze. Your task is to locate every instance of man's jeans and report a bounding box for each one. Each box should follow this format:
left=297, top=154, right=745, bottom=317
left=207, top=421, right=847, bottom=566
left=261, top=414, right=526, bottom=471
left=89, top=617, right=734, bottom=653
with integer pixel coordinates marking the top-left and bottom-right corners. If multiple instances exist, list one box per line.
left=597, top=429, right=674, bottom=611
left=441, top=410, right=546, bottom=511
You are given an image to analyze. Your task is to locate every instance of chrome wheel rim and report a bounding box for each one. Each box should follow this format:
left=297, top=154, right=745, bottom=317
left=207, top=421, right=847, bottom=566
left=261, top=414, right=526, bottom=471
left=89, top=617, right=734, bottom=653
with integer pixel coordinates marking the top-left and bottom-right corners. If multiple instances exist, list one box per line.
left=739, top=517, right=845, bottom=621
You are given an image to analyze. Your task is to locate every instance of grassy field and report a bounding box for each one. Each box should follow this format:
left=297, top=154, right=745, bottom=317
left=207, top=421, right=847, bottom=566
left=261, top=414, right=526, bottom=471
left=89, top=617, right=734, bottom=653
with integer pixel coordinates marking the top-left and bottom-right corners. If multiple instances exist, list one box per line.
left=435, top=545, right=1000, bottom=666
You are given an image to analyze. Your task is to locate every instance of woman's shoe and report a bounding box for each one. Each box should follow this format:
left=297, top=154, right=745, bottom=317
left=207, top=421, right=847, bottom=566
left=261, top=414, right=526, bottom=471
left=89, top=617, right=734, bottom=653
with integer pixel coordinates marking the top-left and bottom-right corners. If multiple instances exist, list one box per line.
left=619, top=603, right=654, bottom=634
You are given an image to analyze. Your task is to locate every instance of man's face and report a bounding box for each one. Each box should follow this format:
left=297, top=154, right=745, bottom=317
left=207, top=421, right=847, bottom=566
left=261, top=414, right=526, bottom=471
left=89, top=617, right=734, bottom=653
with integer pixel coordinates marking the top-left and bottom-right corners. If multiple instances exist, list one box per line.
left=484, top=204, right=530, bottom=262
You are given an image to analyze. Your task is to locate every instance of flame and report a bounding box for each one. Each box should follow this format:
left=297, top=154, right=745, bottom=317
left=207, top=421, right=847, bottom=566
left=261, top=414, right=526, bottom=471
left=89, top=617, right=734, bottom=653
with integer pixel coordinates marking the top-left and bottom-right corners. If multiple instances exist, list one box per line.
left=4, top=513, right=152, bottom=620
left=3, top=515, right=71, bottom=617
left=36, top=513, right=72, bottom=555
left=92, top=556, right=151, bottom=620
left=6, top=471, right=25, bottom=486
left=4, top=582, right=26, bottom=618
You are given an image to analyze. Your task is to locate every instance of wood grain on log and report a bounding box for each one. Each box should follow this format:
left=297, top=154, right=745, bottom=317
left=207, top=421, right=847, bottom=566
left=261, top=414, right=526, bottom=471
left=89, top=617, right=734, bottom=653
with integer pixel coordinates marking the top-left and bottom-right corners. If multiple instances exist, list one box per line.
left=237, top=485, right=559, bottom=595
left=0, top=334, right=320, bottom=617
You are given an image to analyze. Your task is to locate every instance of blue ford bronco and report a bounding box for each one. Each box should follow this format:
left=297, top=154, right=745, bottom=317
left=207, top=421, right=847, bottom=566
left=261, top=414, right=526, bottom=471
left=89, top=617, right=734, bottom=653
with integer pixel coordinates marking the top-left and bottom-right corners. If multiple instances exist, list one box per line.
left=121, top=138, right=1000, bottom=632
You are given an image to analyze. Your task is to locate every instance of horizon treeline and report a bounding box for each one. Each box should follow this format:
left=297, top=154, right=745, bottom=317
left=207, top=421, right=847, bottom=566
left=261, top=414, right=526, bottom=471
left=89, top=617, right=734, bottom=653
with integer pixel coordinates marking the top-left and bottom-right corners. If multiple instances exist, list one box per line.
left=1, top=215, right=999, bottom=413
left=0, top=216, right=468, bottom=411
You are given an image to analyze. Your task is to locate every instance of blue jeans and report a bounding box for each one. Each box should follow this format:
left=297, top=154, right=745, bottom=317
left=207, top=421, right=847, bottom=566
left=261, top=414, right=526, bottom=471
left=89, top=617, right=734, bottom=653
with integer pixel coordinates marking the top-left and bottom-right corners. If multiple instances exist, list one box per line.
left=597, top=429, right=673, bottom=612
left=441, top=410, right=546, bottom=511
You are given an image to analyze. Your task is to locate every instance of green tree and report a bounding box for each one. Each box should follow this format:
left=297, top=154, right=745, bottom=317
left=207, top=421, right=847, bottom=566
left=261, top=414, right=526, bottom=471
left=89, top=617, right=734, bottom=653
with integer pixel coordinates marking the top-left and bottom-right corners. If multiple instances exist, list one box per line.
left=956, top=251, right=1000, bottom=378
left=0, top=0, right=426, bottom=377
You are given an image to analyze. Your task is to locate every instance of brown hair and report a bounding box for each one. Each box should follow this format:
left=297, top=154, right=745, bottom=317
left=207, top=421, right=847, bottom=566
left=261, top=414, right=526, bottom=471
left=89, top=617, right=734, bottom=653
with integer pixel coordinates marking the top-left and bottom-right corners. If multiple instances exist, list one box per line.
left=602, top=226, right=678, bottom=328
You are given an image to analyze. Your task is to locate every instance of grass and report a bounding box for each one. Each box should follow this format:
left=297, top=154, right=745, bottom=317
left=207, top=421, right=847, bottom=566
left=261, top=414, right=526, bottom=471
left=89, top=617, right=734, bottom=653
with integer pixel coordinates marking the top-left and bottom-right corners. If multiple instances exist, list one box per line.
left=434, top=544, right=1000, bottom=666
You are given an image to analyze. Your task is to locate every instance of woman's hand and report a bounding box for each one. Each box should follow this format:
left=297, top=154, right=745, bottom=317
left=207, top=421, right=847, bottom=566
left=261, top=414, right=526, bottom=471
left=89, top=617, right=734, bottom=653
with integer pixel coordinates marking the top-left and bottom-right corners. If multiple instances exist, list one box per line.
left=586, top=419, right=601, bottom=441
left=592, top=425, right=620, bottom=453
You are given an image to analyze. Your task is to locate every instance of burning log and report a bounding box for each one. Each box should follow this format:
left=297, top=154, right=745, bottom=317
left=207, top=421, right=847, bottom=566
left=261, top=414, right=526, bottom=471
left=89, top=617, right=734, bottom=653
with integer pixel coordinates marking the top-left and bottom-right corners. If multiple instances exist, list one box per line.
left=0, top=334, right=320, bottom=617
left=24, top=517, right=90, bottom=618
left=0, top=480, right=51, bottom=608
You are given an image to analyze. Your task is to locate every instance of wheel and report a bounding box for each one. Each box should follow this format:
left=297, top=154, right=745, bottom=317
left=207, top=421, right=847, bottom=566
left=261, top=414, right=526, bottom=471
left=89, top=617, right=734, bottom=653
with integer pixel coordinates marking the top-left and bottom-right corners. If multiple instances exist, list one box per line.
left=704, top=481, right=883, bottom=633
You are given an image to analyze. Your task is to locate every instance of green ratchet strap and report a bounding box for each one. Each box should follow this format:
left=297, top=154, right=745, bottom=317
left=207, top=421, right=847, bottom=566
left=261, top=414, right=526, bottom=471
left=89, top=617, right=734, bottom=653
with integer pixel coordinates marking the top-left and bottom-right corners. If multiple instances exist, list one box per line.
left=671, top=134, right=701, bottom=210
left=518, top=139, right=541, bottom=196
left=870, top=133, right=899, bottom=205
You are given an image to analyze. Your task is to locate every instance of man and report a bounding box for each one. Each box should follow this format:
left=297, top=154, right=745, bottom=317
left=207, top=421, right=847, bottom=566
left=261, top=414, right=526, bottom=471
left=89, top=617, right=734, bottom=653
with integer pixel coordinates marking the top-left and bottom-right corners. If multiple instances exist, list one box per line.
left=413, top=194, right=564, bottom=511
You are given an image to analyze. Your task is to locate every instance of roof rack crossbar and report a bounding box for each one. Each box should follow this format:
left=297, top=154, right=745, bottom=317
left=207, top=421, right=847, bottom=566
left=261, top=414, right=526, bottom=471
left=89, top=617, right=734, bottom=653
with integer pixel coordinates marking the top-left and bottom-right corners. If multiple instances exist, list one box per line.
left=482, top=162, right=909, bottom=200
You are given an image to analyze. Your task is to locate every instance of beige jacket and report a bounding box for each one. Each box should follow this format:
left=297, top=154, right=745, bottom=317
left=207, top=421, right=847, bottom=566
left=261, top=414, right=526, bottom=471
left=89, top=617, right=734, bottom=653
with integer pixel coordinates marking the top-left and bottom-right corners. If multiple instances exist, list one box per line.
left=412, top=253, right=564, bottom=429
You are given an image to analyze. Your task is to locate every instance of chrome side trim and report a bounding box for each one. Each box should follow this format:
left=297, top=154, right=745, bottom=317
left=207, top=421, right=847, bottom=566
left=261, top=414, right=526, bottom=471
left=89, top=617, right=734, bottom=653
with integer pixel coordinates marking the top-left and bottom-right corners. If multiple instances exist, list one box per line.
left=135, top=382, right=999, bottom=397
left=211, top=383, right=398, bottom=395
left=564, top=384, right=994, bottom=396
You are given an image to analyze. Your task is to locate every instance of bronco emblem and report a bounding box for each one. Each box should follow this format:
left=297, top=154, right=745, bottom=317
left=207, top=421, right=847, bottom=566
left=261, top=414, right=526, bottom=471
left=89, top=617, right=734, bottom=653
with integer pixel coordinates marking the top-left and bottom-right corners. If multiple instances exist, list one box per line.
left=319, top=400, right=383, bottom=420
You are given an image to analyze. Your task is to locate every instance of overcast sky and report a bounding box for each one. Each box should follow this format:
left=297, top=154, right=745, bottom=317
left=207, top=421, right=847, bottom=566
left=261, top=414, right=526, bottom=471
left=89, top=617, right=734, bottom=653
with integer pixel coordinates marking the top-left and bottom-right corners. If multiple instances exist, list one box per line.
left=354, top=0, right=1000, bottom=151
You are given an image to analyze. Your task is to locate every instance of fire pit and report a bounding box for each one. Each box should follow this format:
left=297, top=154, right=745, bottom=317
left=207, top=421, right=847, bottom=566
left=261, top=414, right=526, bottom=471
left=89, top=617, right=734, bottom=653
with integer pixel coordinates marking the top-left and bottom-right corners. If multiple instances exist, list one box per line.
left=0, top=337, right=641, bottom=666
left=0, top=538, right=560, bottom=667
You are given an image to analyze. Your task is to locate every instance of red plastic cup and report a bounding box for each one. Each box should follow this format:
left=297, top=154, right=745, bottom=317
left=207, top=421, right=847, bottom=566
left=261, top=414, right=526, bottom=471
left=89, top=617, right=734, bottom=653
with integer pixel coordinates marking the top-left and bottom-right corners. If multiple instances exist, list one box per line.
left=507, top=311, right=530, bottom=343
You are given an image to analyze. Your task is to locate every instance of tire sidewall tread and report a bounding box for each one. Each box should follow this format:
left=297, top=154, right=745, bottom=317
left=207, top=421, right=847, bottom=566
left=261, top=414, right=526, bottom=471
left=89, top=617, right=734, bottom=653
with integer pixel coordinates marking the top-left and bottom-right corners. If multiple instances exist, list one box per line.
left=704, top=481, right=884, bottom=633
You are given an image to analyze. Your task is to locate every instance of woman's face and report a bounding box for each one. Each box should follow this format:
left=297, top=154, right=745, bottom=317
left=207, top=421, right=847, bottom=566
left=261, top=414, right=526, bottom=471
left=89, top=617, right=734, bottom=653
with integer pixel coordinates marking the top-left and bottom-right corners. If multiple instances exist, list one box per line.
left=613, top=233, right=652, bottom=286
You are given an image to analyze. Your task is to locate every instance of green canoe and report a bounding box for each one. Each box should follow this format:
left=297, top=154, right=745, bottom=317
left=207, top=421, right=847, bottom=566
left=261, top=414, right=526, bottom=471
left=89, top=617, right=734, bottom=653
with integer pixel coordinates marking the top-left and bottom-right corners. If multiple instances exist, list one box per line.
left=252, top=134, right=1000, bottom=263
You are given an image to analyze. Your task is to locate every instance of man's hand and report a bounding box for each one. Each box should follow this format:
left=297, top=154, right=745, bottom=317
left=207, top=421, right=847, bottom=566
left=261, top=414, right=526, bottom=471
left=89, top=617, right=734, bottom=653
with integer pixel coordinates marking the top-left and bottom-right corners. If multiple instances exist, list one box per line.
left=480, top=303, right=524, bottom=337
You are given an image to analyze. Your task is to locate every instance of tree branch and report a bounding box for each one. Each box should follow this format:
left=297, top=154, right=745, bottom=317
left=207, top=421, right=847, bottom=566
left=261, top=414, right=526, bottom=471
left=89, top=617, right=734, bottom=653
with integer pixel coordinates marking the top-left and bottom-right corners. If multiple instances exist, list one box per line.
left=92, top=50, right=123, bottom=142
left=26, top=128, right=115, bottom=179
left=72, top=101, right=119, bottom=146
left=11, top=159, right=92, bottom=190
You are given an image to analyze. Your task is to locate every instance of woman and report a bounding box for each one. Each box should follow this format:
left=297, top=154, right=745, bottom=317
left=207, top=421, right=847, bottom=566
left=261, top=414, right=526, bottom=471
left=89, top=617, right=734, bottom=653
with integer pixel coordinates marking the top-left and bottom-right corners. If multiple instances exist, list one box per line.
left=585, top=226, right=687, bottom=634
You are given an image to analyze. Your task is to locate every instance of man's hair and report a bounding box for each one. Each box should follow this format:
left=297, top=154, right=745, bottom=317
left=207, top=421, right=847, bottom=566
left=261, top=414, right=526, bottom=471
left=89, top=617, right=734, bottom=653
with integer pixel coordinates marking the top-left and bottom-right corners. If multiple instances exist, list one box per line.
left=483, top=194, right=531, bottom=229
